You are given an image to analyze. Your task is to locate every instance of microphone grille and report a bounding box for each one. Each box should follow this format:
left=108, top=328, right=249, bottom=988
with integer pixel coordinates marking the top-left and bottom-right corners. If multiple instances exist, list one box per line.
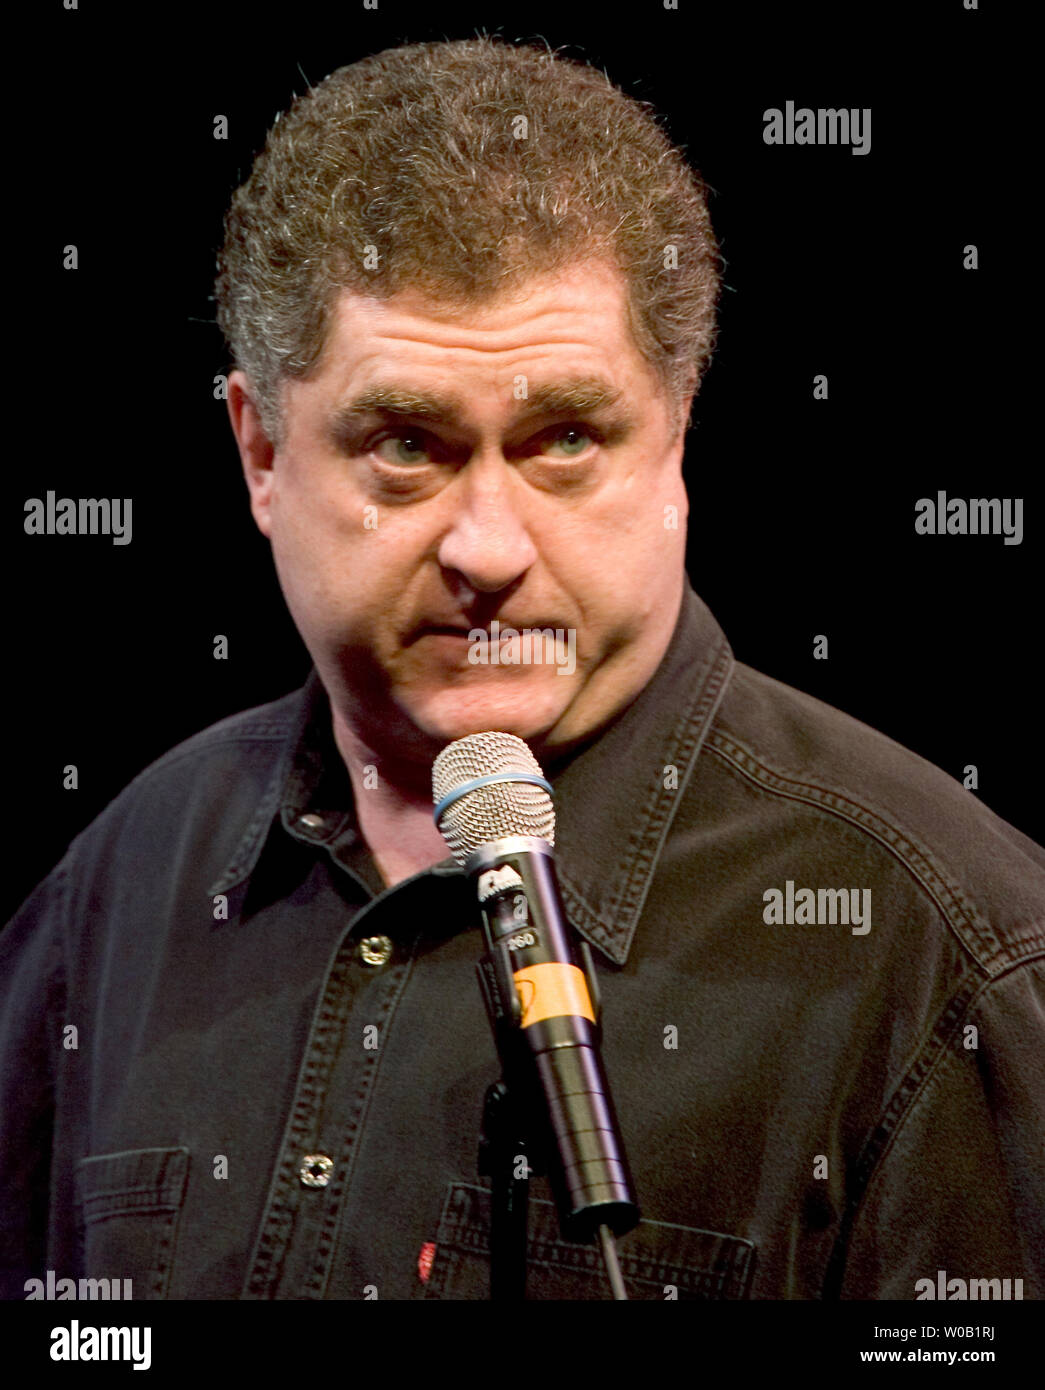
left=432, top=731, right=555, bottom=865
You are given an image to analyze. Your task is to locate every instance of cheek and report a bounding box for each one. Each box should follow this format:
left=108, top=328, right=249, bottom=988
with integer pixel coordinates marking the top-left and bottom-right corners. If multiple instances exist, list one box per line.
left=564, top=466, right=684, bottom=571
left=565, top=470, right=685, bottom=627
left=271, top=489, right=437, bottom=629
left=620, top=454, right=687, bottom=553
left=264, top=477, right=357, bottom=632
left=269, top=465, right=368, bottom=576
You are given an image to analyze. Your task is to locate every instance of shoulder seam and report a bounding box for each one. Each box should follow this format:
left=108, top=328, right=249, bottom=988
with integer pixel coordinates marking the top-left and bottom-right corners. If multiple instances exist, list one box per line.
left=704, top=729, right=1042, bottom=972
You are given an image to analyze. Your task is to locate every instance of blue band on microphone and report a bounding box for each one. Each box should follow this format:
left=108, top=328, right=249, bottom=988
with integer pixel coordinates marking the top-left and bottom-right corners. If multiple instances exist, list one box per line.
left=433, top=771, right=554, bottom=826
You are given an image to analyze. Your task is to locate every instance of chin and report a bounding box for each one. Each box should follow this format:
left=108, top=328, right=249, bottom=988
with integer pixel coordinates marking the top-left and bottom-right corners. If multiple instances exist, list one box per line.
left=404, top=676, right=573, bottom=749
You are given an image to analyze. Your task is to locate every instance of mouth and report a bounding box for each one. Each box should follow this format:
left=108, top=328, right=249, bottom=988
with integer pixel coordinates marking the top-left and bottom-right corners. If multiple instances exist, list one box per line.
left=414, top=624, right=474, bottom=641
left=414, top=622, right=567, bottom=643
left=404, top=619, right=578, bottom=681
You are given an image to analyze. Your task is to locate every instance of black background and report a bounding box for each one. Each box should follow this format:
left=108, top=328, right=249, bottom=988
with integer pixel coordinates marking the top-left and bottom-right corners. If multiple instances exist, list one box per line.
left=6, top=1297, right=1038, bottom=1370
left=8, top=0, right=1036, bottom=924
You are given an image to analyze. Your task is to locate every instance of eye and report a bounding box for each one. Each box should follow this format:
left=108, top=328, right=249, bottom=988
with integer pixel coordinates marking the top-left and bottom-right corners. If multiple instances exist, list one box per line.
left=541, top=426, right=597, bottom=459
left=373, top=431, right=433, bottom=466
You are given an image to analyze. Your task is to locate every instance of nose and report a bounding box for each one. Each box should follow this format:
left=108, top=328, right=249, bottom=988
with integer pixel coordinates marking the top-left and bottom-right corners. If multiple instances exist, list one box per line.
left=437, top=456, right=539, bottom=594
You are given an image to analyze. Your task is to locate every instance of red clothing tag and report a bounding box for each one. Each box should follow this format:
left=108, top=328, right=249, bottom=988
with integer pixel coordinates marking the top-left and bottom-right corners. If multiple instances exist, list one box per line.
left=418, top=1241, right=437, bottom=1284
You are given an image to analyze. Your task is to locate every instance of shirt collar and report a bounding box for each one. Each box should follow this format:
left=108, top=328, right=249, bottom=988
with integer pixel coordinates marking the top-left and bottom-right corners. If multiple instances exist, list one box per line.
left=209, top=584, right=734, bottom=966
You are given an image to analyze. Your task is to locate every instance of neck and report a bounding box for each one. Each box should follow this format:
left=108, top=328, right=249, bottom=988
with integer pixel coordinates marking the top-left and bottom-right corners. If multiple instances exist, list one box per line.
left=332, top=711, right=453, bottom=887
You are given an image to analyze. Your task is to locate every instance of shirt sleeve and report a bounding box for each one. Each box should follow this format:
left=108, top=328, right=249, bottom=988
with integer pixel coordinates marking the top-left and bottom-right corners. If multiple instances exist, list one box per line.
left=836, top=958, right=1045, bottom=1300
left=0, top=867, right=68, bottom=1300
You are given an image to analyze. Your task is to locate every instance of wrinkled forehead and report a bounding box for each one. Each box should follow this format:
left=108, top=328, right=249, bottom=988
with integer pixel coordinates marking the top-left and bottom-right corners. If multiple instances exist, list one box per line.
left=288, top=258, right=669, bottom=427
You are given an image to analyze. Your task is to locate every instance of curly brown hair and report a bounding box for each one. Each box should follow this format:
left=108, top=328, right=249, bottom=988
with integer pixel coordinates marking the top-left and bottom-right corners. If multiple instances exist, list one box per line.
left=215, top=36, right=721, bottom=447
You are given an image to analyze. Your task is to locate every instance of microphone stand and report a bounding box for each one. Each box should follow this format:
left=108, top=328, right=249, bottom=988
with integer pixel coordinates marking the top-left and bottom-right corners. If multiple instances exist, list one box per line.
left=478, top=1080, right=531, bottom=1301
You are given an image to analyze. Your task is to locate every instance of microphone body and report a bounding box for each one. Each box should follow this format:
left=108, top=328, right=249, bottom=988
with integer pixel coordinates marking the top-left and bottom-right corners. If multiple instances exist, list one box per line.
left=465, top=833, right=640, bottom=1243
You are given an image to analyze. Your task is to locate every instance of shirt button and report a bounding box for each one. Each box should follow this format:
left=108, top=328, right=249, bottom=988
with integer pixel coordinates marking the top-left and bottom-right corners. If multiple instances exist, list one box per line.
left=298, top=813, right=325, bottom=832
left=299, top=1154, right=334, bottom=1188
left=359, top=935, right=394, bottom=966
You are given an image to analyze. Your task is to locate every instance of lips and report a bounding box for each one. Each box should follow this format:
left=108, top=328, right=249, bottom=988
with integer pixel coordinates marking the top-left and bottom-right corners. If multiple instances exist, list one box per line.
left=421, top=625, right=472, bottom=636
left=415, top=621, right=562, bottom=640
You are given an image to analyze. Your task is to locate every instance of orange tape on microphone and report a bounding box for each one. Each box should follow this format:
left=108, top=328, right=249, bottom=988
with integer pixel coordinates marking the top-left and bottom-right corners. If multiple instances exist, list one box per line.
left=511, top=962, right=595, bottom=1028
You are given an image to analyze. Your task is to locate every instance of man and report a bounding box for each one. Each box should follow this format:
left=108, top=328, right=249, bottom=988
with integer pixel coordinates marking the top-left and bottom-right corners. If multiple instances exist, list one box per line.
left=2, top=37, right=1043, bottom=1302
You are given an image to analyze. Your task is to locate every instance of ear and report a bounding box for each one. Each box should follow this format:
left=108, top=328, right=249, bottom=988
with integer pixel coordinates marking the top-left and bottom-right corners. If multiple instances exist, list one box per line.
left=673, top=366, right=699, bottom=441
left=227, top=371, right=276, bottom=538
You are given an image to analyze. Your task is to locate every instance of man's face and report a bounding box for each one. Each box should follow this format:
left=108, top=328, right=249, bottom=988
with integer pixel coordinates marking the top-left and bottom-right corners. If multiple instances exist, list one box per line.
left=232, top=258, right=691, bottom=767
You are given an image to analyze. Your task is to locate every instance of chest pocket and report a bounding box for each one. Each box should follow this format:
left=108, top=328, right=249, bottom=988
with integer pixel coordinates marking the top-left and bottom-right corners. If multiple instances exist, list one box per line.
left=75, top=1146, right=190, bottom=1299
left=423, top=1182, right=756, bottom=1300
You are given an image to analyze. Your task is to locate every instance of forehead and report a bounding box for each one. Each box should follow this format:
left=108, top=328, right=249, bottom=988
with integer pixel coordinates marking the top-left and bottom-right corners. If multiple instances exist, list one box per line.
left=303, top=258, right=661, bottom=417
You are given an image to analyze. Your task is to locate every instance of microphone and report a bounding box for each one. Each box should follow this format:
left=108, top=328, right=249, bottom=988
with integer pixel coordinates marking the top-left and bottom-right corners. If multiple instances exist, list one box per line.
left=432, top=731, right=640, bottom=1267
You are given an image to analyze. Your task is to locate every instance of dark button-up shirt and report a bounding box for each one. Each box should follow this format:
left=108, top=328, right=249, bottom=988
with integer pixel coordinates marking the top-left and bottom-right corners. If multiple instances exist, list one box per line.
left=2, top=585, right=1043, bottom=1300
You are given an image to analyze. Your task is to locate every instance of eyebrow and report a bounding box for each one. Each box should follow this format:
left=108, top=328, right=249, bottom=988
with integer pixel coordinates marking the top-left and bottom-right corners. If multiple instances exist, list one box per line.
left=328, top=376, right=635, bottom=438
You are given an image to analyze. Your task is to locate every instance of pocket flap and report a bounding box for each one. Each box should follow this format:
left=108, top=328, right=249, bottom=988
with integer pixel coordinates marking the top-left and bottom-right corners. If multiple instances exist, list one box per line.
left=76, top=1146, right=190, bottom=1224
left=426, top=1182, right=756, bottom=1299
